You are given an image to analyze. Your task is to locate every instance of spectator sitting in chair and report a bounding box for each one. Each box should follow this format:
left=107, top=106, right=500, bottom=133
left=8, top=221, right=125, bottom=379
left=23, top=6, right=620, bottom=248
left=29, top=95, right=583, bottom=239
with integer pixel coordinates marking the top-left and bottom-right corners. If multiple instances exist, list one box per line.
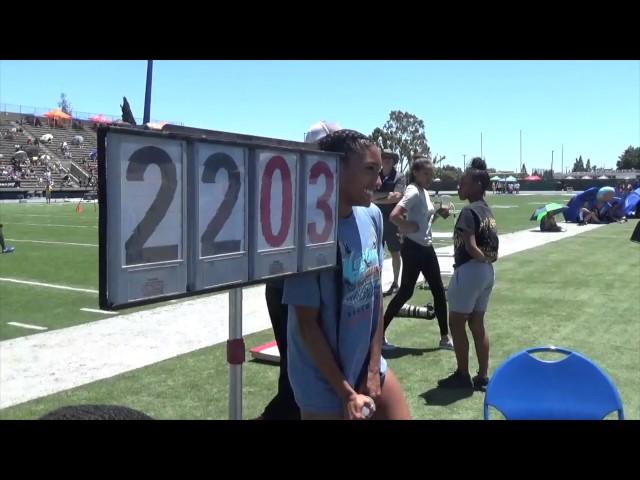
left=540, top=213, right=564, bottom=232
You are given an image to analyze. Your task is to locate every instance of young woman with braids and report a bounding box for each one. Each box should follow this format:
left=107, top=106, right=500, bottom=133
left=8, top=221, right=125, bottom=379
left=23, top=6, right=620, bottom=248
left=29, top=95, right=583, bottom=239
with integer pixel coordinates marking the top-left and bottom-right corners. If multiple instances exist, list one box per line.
left=439, top=157, right=499, bottom=391
left=282, top=129, right=411, bottom=420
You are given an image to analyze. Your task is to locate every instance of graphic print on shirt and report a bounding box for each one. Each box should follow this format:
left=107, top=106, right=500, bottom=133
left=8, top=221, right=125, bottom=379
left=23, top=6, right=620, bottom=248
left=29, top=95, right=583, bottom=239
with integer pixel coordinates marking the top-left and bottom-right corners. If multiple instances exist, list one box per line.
left=339, top=225, right=381, bottom=326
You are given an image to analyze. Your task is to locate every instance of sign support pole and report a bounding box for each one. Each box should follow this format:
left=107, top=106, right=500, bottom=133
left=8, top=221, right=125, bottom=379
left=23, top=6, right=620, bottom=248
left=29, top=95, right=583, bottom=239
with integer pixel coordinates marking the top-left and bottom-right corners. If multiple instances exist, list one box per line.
left=227, top=287, right=244, bottom=420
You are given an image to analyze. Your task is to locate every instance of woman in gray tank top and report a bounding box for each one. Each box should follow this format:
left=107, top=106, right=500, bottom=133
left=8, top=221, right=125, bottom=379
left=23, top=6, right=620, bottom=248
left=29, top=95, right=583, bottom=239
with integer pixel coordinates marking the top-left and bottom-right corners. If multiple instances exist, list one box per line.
left=383, top=156, right=452, bottom=350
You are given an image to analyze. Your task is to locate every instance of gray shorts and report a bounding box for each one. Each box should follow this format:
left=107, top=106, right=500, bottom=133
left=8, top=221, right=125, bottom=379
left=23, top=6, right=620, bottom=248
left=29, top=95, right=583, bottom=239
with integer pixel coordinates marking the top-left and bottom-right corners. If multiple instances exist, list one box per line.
left=447, top=260, right=495, bottom=314
left=383, top=216, right=402, bottom=252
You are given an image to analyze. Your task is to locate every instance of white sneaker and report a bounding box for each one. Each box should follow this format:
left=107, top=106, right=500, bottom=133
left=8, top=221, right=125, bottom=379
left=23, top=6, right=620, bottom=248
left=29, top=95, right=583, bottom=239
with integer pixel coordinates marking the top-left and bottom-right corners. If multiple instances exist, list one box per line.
left=439, top=337, right=454, bottom=350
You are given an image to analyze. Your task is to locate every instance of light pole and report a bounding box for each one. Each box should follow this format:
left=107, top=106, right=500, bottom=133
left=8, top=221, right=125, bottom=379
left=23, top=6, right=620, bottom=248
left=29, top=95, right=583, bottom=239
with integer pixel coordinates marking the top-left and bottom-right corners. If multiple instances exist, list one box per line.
left=519, top=129, right=522, bottom=173
left=143, top=60, right=153, bottom=124
left=463, top=154, right=467, bottom=170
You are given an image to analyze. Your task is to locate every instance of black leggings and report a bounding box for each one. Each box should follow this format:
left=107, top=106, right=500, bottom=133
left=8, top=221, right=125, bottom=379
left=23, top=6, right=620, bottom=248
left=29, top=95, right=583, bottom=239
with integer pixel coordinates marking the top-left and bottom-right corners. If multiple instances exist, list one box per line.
left=383, top=238, right=448, bottom=336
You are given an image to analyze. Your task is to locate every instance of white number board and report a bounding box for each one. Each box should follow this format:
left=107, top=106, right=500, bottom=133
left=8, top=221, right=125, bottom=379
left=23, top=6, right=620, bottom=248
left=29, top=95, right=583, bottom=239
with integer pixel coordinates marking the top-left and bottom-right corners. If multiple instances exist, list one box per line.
left=251, top=150, right=298, bottom=280
left=99, top=127, right=340, bottom=309
left=104, top=132, right=188, bottom=307
left=188, top=142, right=248, bottom=290
left=299, top=154, right=339, bottom=271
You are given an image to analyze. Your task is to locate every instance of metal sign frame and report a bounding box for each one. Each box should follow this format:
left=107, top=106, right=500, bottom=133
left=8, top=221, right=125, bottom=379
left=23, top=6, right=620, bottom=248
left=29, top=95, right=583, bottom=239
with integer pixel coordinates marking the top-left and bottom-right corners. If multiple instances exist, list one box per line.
left=98, top=125, right=341, bottom=311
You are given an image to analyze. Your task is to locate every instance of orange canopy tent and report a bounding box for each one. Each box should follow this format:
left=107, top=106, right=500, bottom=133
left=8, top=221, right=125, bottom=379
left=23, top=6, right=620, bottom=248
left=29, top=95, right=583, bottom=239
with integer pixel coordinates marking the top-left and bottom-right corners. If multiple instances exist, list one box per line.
left=44, top=109, right=72, bottom=127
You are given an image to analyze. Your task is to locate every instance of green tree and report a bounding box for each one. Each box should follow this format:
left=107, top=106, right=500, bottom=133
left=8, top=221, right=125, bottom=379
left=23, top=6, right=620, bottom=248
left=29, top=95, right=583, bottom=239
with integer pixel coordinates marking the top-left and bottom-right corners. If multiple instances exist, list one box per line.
left=436, top=163, right=462, bottom=182
left=521, top=163, right=528, bottom=175
left=371, top=111, right=430, bottom=173
left=585, top=158, right=591, bottom=171
left=616, top=146, right=640, bottom=170
left=58, top=93, right=72, bottom=115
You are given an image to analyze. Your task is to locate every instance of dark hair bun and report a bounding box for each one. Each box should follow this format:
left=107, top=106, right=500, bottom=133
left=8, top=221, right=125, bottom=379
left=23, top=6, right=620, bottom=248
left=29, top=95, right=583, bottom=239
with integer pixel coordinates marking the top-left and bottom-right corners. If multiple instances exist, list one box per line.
left=470, top=157, right=487, bottom=171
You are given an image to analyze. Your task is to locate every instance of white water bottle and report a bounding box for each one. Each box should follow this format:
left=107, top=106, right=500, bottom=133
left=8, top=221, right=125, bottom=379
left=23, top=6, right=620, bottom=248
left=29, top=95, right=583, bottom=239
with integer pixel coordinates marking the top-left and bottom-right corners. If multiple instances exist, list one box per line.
left=361, top=397, right=376, bottom=420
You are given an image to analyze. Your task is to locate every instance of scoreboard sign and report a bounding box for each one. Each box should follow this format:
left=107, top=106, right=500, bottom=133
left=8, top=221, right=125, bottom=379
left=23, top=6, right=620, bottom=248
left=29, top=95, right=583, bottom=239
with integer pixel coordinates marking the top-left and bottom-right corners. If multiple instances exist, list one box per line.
left=99, top=126, right=340, bottom=309
left=190, top=142, right=249, bottom=290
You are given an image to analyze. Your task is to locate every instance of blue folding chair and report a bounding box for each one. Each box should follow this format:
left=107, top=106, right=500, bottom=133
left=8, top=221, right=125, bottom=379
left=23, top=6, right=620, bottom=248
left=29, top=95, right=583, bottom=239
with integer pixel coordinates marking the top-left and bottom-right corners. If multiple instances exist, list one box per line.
left=484, top=346, right=624, bottom=420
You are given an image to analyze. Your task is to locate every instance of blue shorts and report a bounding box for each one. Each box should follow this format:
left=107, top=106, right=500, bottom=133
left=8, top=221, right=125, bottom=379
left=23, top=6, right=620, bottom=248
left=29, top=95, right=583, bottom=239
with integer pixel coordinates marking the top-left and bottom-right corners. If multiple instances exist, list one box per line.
left=447, top=260, right=495, bottom=314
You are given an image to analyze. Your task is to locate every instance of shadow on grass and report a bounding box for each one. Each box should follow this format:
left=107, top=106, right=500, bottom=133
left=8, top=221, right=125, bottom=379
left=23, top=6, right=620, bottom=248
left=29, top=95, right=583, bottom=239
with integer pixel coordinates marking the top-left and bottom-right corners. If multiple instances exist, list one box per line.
left=249, top=359, right=280, bottom=367
left=383, top=347, right=440, bottom=359
left=420, top=386, right=474, bottom=406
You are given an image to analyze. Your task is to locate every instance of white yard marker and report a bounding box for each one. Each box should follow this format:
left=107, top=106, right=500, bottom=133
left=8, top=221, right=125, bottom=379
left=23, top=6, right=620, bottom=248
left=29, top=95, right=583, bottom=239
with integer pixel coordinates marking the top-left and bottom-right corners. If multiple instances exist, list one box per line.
left=8, top=223, right=97, bottom=229
left=80, top=308, right=119, bottom=315
left=7, top=322, right=48, bottom=331
left=0, top=277, right=98, bottom=294
left=7, top=214, right=70, bottom=217
left=6, top=239, right=97, bottom=247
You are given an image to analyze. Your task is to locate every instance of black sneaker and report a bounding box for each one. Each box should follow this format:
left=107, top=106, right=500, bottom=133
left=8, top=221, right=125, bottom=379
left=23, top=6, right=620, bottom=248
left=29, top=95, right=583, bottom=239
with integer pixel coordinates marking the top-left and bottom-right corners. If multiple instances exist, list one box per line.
left=472, top=375, right=489, bottom=392
left=438, top=371, right=473, bottom=389
left=383, top=283, right=398, bottom=297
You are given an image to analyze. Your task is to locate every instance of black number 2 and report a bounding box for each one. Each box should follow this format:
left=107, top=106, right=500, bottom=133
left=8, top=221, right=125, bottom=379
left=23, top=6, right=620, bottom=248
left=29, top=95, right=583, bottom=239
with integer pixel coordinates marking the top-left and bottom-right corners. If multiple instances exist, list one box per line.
left=125, top=146, right=179, bottom=265
left=200, top=152, right=242, bottom=256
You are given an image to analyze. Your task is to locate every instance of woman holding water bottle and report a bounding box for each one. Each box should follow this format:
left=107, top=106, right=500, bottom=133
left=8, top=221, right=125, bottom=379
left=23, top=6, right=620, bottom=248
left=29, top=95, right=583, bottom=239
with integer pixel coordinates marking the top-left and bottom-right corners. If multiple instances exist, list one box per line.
left=283, top=129, right=411, bottom=420
left=382, top=155, right=453, bottom=351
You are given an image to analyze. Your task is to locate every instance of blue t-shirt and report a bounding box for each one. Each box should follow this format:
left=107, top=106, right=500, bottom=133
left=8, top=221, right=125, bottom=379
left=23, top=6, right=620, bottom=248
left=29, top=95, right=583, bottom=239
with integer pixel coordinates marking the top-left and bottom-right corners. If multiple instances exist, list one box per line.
left=283, top=204, right=387, bottom=413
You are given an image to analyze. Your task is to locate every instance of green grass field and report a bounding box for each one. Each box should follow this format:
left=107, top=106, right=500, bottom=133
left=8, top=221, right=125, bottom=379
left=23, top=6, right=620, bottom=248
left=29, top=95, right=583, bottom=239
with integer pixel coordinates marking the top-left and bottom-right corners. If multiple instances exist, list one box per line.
left=1, top=195, right=638, bottom=419
left=0, top=193, right=571, bottom=342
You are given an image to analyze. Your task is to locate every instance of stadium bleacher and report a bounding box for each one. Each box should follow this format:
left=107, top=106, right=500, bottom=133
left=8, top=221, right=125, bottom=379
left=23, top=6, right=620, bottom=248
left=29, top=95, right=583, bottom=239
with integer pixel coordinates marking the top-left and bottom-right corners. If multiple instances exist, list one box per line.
left=0, top=111, right=100, bottom=195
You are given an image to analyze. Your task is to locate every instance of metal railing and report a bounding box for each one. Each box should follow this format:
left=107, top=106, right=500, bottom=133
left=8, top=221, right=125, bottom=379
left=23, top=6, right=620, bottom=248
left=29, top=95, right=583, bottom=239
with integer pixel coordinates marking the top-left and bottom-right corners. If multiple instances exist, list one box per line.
left=1, top=103, right=183, bottom=126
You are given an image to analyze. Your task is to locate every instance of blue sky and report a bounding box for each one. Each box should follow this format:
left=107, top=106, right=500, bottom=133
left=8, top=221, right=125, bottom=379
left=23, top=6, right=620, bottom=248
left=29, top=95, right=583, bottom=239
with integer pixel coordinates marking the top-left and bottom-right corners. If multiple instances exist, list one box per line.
left=1, top=60, right=638, bottom=172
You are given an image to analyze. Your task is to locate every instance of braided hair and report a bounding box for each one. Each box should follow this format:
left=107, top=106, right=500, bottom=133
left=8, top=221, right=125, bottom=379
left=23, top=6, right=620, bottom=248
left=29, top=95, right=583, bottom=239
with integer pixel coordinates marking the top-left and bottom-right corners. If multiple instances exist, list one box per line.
left=39, top=404, right=154, bottom=420
left=317, top=129, right=375, bottom=161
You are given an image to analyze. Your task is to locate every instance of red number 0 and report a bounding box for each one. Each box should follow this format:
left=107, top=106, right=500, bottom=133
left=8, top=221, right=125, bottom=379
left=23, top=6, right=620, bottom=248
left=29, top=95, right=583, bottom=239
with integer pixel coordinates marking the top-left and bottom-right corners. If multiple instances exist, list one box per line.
left=307, top=161, right=334, bottom=243
left=260, top=155, right=293, bottom=248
